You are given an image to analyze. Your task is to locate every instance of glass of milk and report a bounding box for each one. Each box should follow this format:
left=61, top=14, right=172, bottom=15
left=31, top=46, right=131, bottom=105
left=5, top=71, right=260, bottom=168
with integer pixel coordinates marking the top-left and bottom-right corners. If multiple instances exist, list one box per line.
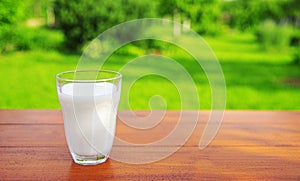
left=56, top=70, right=122, bottom=165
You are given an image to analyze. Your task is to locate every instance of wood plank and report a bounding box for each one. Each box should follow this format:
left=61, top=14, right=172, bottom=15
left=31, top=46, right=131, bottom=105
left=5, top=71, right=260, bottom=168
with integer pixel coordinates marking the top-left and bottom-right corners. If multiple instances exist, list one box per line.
left=0, top=146, right=299, bottom=180
left=0, top=125, right=66, bottom=147
left=1, top=114, right=299, bottom=147
left=0, top=110, right=300, bottom=180
left=1, top=110, right=299, bottom=125
left=0, top=110, right=63, bottom=124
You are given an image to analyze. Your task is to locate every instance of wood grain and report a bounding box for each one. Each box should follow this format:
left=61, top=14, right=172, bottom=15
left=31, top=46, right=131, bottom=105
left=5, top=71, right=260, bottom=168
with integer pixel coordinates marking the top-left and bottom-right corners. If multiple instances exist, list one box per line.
left=0, top=110, right=299, bottom=180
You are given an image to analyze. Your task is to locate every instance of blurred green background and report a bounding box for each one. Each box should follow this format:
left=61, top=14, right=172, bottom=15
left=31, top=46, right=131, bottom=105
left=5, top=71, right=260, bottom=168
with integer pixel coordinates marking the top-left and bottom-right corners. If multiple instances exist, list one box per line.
left=0, top=0, right=299, bottom=110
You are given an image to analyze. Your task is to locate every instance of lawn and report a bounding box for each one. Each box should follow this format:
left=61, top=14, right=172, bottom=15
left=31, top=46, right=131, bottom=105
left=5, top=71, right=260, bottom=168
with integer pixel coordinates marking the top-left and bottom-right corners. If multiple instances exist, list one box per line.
left=0, top=29, right=299, bottom=110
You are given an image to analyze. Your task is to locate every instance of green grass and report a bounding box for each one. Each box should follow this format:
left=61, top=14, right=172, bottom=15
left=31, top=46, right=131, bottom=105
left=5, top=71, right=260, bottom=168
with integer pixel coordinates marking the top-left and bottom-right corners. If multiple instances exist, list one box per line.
left=0, top=30, right=299, bottom=110
left=206, top=33, right=300, bottom=109
left=0, top=51, right=78, bottom=108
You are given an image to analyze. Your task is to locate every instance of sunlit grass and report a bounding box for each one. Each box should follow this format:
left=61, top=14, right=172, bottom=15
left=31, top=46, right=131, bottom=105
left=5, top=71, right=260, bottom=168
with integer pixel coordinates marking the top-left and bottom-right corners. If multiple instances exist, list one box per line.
left=0, top=51, right=78, bottom=108
left=205, top=33, right=292, bottom=63
left=0, top=31, right=299, bottom=110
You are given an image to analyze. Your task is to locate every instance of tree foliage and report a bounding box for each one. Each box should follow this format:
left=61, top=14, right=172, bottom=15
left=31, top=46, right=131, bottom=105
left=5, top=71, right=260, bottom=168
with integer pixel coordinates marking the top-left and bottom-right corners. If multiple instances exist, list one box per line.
left=0, top=0, right=29, bottom=27
left=158, top=0, right=222, bottom=35
left=222, top=0, right=300, bottom=31
left=0, top=0, right=30, bottom=52
left=1, top=0, right=299, bottom=54
left=54, top=0, right=156, bottom=52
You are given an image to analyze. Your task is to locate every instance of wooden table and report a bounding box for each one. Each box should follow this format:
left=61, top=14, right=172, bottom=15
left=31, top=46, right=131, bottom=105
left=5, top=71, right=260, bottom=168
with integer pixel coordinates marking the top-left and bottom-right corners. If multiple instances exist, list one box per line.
left=0, top=110, right=299, bottom=180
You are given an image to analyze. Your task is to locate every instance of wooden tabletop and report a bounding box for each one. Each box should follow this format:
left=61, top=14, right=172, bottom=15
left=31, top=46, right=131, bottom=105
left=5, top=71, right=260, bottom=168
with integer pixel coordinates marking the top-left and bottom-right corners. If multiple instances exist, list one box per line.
left=0, top=110, right=299, bottom=180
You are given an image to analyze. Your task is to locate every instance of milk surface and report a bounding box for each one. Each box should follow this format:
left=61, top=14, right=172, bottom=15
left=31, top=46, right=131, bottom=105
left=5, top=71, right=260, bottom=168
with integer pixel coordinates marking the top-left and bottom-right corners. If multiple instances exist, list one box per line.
left=58, top=82, right=120, bottom=157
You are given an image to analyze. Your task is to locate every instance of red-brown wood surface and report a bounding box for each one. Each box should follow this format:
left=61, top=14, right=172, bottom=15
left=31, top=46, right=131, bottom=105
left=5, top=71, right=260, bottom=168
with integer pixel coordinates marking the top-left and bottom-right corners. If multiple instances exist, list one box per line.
left=0, top=110, right=299, bottom=180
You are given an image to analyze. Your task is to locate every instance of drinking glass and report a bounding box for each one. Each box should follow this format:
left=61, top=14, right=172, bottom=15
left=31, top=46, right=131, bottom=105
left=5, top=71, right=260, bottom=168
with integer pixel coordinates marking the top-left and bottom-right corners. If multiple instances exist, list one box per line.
left=56, top=70, right=122, bottom=165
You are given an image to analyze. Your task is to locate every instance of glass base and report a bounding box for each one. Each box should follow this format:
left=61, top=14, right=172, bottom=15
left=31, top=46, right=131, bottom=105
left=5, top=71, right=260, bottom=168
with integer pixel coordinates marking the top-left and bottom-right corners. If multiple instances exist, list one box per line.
left=71, top=152, right=108, bottom=165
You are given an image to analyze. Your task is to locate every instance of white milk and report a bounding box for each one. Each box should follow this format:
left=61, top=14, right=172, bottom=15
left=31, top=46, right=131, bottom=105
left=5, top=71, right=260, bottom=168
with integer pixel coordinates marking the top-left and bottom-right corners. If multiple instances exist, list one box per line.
left=58, top=82, right=120, bottom=157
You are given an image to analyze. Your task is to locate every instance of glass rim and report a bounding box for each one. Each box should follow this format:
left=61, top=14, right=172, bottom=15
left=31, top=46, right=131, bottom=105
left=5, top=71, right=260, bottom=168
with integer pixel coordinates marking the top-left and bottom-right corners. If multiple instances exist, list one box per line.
left=56, top=70, right=122, bottom=83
